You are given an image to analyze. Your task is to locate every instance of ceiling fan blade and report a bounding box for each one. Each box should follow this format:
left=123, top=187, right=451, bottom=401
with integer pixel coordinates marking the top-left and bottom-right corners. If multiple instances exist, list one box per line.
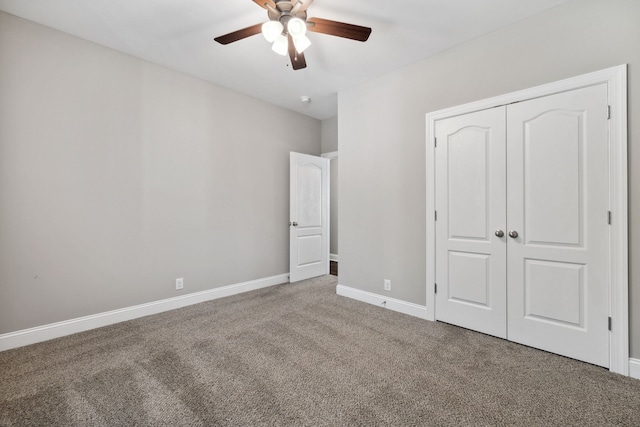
left=291, top=0, right=314, bottom=15
left=252, top=0, right=277, bottom=10
left=214, top=23, right=263, bottom=45
left=288, top=34, right=307, bottom=70
left=307, top=18, right=371, bottom=42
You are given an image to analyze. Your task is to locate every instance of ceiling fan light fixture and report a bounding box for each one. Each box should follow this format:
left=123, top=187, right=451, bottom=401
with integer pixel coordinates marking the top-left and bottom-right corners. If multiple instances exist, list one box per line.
left=272, top=34, right=289, bottom=56
left=262, top=20, right=283, bottom=43
left=287, top=17, right=307, bottom=38
left=292, top=34, right=311, bottom=54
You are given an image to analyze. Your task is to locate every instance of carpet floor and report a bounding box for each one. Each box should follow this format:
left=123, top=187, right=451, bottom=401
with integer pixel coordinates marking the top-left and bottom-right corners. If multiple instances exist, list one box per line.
left=1, top=275, right=639, bottom=426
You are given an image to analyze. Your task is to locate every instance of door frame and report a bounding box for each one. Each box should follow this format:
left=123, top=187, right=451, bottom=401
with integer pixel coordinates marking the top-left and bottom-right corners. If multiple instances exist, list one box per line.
left=425, top=65, right=628, bottom=375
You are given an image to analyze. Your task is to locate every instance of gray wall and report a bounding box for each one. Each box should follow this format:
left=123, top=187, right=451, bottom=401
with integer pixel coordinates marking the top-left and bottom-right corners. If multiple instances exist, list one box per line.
left=0, top=12, right=321, bottom=334
left=321, top=116, right=338, bottom=154
left=338, top=0, right=640, bottom=357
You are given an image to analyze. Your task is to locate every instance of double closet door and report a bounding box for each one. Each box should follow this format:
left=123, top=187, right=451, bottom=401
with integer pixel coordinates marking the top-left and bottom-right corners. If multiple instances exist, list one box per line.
left=435, top=84, right=610, bottom=368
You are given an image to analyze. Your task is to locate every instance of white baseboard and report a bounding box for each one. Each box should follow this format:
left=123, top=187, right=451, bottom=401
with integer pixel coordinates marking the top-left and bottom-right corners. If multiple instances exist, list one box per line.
left=0, top=273, right=289, bottom=352
left=336, top=284, right=428, bottom=320
left=330, top=253, right=339, bottom=262
left=630, top=358, right=640, bottom=380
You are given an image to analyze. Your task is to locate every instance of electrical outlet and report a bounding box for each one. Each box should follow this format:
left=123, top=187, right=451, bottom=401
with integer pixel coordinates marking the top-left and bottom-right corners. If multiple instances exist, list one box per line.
left=384, top=279, right=391, bottom=292
left=176, top=278, right=184, bottom=290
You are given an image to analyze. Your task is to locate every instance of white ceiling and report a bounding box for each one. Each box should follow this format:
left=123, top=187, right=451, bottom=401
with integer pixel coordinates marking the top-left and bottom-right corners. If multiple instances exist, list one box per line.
left=0, top=0, right=572, bottom=120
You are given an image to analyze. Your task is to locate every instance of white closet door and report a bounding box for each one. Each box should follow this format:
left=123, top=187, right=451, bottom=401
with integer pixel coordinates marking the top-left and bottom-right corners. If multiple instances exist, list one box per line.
left=506, top=84, right=610, bottom=367
left=435, top=107, right=507, bottom=338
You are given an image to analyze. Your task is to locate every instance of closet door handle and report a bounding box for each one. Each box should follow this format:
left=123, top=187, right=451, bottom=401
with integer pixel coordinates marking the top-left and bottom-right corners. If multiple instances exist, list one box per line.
left=495, top=230, right=505, bottom=238
left=508, top=230, right=519, bottom=238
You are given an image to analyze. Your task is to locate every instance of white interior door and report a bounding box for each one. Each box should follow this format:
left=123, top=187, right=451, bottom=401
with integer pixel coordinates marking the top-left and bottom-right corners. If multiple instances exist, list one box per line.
left=506, top=84, right=610, bottom=367
left=289, top=152, right=329, bottom=283
left=435, top=107, right=507, bottom=338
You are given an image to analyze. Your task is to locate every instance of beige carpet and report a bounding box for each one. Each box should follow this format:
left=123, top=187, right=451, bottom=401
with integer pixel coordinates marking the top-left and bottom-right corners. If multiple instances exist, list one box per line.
left=1, top=274, right=639, bottom=426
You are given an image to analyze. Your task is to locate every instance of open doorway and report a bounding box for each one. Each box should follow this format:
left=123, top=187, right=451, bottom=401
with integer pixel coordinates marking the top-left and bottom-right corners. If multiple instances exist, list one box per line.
left=322, top=152, right=338, bottom=276
left=322, top=115, right=339, bottom=277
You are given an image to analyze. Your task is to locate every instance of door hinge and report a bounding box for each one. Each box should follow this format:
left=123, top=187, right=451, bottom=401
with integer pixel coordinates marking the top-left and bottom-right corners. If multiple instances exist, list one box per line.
left=435, top=210, right=438, bottom=221
left=608, top=316, right=612, bottom=331
left=434, top=137, right=437, bottom=148
left=608, top=211, right=612, bottom=225
left=434, top=283, right=437, bottom=294
left=607, top=105, right=611, bottom=120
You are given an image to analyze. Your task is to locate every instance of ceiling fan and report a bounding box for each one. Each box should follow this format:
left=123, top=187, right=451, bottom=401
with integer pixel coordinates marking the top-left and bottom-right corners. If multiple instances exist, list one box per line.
left=214, top=0, right=372, bottom=70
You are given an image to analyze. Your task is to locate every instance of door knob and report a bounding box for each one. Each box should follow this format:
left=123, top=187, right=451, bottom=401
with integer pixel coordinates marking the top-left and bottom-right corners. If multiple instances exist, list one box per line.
left=508, top=230, right=519, bottom=238
left=495, top=230, right=505, bottom=238
left=291, top=221, right=298, bottom=227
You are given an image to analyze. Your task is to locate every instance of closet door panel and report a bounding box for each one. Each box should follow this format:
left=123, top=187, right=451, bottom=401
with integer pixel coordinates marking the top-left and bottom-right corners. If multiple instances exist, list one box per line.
left=506, top=84, right=610, bottom=368
left=435, top=107, right=507, bottom=338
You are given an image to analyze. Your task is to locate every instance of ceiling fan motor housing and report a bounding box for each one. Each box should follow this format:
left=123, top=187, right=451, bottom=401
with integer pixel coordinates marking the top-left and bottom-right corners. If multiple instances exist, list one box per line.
left=268, top=1, right=308, bottom=26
